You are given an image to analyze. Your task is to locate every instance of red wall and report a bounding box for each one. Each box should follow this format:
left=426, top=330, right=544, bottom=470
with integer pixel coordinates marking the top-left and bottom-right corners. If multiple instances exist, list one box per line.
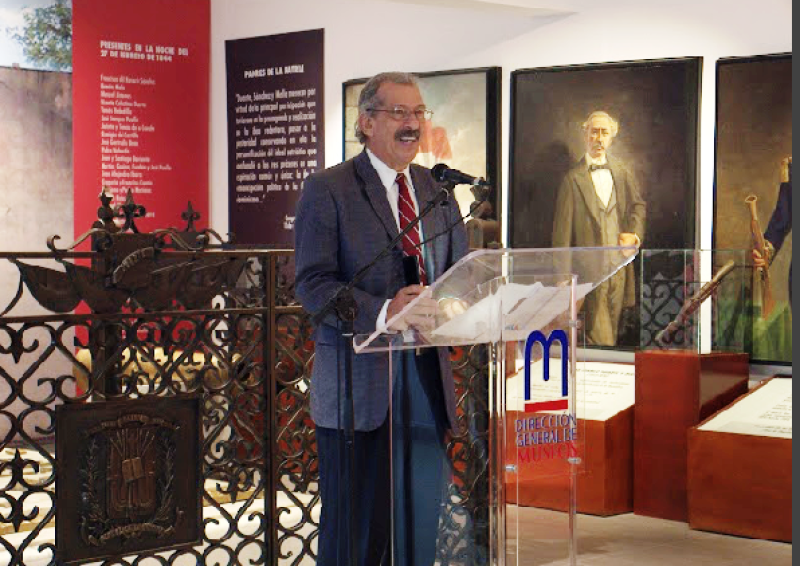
left=73, top=0, right=210, bottom=239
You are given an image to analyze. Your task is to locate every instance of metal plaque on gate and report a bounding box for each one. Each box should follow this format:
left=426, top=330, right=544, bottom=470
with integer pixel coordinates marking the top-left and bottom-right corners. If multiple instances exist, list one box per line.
left=56, top=396, right=201, bottom=563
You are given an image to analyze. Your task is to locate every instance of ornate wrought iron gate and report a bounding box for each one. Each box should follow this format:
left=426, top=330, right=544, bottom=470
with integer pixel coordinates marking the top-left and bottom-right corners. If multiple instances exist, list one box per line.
left=0, top=195, right=487, bottom=566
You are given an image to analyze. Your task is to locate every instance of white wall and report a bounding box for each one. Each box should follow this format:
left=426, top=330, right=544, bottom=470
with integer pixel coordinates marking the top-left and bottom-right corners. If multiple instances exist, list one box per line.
left=209, top=0, right=792, bottom=248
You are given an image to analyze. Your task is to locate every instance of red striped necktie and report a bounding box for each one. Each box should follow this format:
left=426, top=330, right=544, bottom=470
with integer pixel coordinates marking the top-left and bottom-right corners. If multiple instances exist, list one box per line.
left=396, top=173, right=428, bottom=285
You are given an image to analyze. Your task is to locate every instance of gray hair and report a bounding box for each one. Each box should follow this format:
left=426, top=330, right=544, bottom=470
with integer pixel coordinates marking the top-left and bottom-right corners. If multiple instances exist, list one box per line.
left=354, top=72, right=419, bottom=144
left=582, top=111, right=619, bottom=137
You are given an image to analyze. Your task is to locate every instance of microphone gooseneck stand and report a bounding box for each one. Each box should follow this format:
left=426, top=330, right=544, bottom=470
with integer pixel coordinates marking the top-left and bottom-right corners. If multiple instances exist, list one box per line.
left=310, top=180, right=455, bottom=566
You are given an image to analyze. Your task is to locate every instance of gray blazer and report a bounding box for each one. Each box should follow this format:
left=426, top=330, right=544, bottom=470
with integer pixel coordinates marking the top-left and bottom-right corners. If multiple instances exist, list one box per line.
left=552, top=156, right=646, bottom=307
left=294, top=150, right=469, bottom=432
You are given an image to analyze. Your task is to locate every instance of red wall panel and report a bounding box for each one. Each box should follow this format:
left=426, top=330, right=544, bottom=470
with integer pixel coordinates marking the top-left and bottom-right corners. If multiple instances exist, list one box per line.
left=73, top=0, right=210, bottom=239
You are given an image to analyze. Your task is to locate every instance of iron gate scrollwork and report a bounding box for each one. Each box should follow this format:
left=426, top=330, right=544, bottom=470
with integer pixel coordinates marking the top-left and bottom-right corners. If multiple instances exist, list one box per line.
left=0, top=193, right=489, bottom=566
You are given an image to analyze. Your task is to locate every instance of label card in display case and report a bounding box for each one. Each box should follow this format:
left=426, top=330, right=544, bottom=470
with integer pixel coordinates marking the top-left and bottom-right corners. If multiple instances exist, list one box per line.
left=698, top=378, right=791, bottom=438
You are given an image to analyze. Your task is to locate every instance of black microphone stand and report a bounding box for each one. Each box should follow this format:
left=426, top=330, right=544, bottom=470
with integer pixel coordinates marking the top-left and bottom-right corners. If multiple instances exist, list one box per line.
left=310, top=180, right=455, bottom=566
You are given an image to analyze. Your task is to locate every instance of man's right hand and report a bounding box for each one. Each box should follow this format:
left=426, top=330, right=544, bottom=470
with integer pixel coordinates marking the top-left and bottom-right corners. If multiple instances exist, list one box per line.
left=752, top=240, right=775, bottom=270
left=752, top=249, right=768, bottom=270
left=386, top=285, right=437, bottom=332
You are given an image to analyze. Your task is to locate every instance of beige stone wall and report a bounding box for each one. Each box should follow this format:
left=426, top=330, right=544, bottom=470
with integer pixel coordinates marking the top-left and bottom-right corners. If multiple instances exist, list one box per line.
left=0, top=66, right=75, bottom=441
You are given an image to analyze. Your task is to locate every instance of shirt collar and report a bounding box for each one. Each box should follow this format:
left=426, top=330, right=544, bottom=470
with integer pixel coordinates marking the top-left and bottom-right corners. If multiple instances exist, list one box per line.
left=366, top=148, right=412, bottom=192
left=585, top=153, right=609, bottom=167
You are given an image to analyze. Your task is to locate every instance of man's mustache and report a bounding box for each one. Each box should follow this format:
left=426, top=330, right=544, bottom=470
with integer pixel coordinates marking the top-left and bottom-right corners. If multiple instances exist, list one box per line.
left=395, top=129, right=421, bottom=141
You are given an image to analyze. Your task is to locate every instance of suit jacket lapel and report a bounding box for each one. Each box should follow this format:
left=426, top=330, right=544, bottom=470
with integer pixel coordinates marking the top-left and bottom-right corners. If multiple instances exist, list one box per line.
left=354, top=151, right=401, bottom=246
left=575, top=159, right=602, bottom=227
left=607, top=156, right=626, bottom=216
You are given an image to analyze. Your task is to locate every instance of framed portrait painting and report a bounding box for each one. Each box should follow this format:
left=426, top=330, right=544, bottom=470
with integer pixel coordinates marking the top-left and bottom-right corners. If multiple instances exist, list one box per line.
left=713, top=53, right=792, bottom=366
left=343, top=67, right=502, bottom=247
left=509, top=57, right=702, bottom=349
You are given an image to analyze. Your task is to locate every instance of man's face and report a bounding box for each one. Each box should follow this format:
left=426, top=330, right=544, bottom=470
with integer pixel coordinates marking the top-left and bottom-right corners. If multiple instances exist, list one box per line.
left=584, top=115, right=614, bottom=159
left=360, top=82, right=425, bottom=171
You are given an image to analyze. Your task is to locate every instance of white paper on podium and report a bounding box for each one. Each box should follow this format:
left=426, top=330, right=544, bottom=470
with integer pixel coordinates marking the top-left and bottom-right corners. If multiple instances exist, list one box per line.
left=698, top=379, right=792, bottom=439
left=431, top=281, right=593, bottom=343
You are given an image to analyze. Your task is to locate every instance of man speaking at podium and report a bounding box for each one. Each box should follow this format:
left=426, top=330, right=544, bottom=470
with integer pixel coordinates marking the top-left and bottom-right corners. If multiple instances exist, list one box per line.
left=295, top=72, right=468, bottom=566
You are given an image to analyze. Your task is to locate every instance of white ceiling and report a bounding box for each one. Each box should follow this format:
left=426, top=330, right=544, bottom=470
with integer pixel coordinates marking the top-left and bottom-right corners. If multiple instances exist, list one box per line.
left=370, top=0, right=591, bottom=18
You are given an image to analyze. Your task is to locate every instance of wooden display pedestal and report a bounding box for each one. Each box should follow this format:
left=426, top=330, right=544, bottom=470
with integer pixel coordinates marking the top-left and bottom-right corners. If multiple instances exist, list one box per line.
left=633, top=350, right=749, bottom=522
left=506, top=406, right=634, bottom=516
left=687, top=380, right=792, bottom=542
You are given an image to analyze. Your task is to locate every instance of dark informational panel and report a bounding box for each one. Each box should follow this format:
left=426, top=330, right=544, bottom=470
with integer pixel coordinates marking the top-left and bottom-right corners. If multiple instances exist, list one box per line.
left=713, top=53, right=792, bottom=366
left=226, top=29, right=324, bottom=246
left=73, top=0, right=210, bottom=236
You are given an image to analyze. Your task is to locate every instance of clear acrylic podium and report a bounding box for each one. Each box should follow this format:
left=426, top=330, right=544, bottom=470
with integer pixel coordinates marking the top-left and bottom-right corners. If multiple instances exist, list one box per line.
left=353, top=247, right=637, bottom=566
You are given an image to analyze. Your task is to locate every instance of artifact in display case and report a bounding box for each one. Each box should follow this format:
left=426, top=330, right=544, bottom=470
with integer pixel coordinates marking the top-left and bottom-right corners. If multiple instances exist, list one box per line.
left=635, top=249, right=750, bottom=522
left=689, top=378, right=791, bottom=542
left=640, top=249, right=747, bottom=352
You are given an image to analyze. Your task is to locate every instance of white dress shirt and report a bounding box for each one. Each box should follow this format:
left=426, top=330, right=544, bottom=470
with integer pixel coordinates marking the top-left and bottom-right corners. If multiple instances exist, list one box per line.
left=586, top=153, right=613, bottom=209
left=366, top=149, right=425, bottom=330
left=367, top=149, right=420, bottom=231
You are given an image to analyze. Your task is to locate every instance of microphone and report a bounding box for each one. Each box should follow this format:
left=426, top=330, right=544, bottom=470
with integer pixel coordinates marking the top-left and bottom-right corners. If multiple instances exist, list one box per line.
left=431, top=163, right=490, bottom=187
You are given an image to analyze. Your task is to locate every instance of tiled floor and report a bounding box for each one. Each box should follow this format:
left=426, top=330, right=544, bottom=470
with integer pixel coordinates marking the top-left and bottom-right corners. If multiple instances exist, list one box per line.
left=507, top=507, right=791, bottom=565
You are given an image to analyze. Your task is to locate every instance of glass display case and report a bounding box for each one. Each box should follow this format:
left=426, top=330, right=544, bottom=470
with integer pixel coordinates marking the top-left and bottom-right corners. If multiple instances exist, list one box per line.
left=639, top=249, right=747, bottom=354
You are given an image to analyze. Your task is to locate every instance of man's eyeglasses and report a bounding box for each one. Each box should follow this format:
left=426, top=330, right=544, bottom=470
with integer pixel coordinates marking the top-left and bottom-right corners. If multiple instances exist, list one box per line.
left=368, top=106, right=434, bottom=122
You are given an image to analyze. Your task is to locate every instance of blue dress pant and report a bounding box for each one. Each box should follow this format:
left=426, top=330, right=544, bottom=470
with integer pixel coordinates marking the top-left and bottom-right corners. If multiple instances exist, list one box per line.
left=315, top=349, right=449, bottom=566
